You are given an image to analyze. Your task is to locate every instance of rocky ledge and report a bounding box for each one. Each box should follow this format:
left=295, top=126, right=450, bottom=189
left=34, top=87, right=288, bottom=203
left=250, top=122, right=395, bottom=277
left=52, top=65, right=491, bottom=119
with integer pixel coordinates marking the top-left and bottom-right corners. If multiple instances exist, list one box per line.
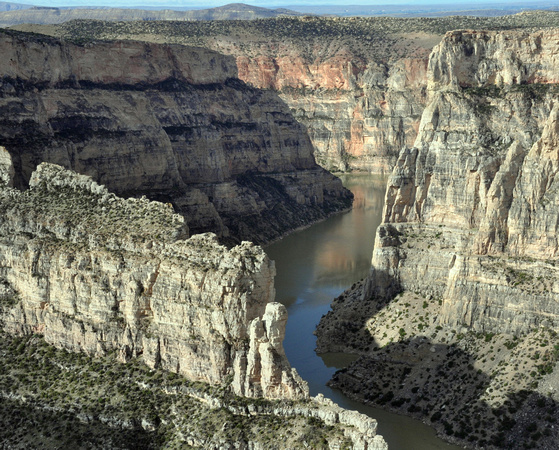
left=0, top=155, right=306, bottom=399
left=0, top=156, right=387, bottom=448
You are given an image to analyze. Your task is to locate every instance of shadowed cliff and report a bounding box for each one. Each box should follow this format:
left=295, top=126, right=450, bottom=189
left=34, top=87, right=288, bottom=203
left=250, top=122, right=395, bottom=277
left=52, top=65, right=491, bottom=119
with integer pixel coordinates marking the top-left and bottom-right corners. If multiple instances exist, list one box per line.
left=0, top=28, right=352, bottom=246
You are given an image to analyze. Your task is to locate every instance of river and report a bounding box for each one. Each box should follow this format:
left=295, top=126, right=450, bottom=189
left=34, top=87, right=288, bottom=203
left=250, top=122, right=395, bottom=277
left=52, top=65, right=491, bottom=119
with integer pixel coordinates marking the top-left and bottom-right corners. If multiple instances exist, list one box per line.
left=265, top=173, right=462, bottom=450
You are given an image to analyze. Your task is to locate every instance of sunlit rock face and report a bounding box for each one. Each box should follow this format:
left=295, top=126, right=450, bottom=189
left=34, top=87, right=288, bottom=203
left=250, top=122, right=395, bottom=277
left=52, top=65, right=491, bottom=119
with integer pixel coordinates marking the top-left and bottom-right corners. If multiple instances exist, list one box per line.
left=316, top=29, right=559, bottom=450
left=0, top=30, right=352, bottom=245
left=237, top=49, right=429, bottom=174
left=367, top=28, right=559, bottom=334
left=0, top=162, right=308, bottom=400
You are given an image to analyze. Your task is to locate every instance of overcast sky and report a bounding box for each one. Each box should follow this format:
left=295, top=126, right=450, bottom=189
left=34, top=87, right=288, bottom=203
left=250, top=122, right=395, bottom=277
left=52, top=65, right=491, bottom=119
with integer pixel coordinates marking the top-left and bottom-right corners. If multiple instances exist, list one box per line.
left=12, top=0, right=545, bottom=8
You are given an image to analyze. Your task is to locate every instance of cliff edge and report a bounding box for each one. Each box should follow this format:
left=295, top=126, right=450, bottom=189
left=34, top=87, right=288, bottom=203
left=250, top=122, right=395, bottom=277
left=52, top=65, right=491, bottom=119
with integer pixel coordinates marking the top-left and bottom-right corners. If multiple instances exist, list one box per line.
left=0, top=156, right=307, bottom=400
left=0, top=157, right=388, bottom=448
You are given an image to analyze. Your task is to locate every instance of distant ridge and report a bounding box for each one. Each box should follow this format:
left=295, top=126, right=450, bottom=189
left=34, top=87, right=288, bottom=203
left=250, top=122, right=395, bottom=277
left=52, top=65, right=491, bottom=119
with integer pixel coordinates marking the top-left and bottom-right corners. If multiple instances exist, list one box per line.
left=285, top=2, right=559, bottom=18
left=0, top=1, right=31, bottom=12
left=0, top=2, right=303, bottom=26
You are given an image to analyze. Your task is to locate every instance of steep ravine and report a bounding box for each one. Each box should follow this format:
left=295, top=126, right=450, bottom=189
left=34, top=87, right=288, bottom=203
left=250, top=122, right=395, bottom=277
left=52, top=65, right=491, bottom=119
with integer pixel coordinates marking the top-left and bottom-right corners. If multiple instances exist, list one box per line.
left=0, top=29, right=352, bottom=246
left=317, top=29, right=559, bottom=449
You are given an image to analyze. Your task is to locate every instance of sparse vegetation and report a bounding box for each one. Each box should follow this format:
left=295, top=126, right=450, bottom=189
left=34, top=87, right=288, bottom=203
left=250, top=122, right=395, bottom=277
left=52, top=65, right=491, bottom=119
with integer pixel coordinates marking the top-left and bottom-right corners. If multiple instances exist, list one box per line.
left=317, top=273, right=559, bottom=450
left=0, top=331, right=354, bottom=449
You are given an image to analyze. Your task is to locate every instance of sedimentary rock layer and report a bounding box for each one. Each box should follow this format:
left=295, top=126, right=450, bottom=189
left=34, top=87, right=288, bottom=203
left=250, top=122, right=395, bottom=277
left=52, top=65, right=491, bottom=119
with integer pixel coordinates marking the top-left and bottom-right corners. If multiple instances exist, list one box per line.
left=14, top=15, right=559, bottom=174
left=370, top=29, right=559, bottom=334
left=0, top=159, right=388, bottom=448
left=238, top=52, right=429, bottom=174
left=318, top=29, right=559, bottom=449
left=0, top=160, right=307, bottom=400
left=0, top=29, right=352, bottom=245
left=46, top=18, right=440, bottom=173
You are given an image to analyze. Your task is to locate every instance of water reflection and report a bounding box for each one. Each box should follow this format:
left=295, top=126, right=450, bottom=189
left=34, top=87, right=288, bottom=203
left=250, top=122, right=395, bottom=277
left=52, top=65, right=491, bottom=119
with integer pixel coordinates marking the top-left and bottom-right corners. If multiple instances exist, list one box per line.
left=266, top=173, right=462, bottom=450
left=268, top=173, right=387, bottom=309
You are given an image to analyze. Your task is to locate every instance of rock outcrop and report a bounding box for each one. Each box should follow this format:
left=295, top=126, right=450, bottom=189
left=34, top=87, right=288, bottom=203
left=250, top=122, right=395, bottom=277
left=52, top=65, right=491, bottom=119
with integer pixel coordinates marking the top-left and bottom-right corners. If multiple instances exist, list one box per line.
left=0, top=161, right=389, bottom=448
left=370, top=29, right=559, bottom=333
left=0, top=29, right=352, bottom=245
left=0, top=161, right=307, bottom=400
left=318, top=29, right=559, bottom=449
left=0, top=332, right=388, bottom=449
left=235, top=47, right=429, bottom=174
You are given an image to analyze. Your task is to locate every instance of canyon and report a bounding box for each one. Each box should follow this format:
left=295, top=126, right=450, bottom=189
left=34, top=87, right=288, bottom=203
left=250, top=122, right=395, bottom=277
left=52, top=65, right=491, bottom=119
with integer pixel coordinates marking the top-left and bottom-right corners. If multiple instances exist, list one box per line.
left=317, top=28, right=559, bottom=449
left=0, top=28, right=352, bottom=246
left=4, top=12, right=559, bottom=450
left=0, top=28, right=390, bottom=449
left=0, top=154, right=387, bottom=449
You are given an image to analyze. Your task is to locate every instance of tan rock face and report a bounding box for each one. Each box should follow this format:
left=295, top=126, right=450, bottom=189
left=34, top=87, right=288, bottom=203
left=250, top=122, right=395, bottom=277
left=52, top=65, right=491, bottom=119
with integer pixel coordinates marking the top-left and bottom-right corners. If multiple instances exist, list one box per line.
left=429, top=29, right=559, bottom=90
left=0, top=163, right=308, bottom=400
left=366, top=28, right=559, bottom=334
left=0, top=146, right=13, bottom=187
left=238, top=50, right=429, bottom=173
left=315, top=31, right=559, bottom=450
left=0, top=30, right=352, bottom=245
left=0, top=34, right=235, bottom=86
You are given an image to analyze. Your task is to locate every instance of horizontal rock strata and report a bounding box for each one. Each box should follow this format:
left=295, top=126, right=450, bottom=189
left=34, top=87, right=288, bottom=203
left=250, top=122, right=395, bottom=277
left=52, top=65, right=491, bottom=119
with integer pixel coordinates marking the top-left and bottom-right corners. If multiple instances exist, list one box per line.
left=318, top=29, right=559, bottom=449
left=41, top=14, right=559, bottom=174
left=0, top=29, right=352, bottom=245
left=0, top=160, right=307, bottom=400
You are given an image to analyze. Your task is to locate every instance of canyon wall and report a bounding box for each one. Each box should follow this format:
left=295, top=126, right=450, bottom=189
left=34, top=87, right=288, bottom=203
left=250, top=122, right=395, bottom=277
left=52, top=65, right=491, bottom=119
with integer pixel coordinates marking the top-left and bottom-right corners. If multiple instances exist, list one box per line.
left=0, top=29, right=352, bottom=245
left=14, top=16, right=559, bottom=175
left=370, top=28, right=559, bottom=333
left=317, top=29, right=559, bottom=449
left=44, top=18, right=443, bottom=174
left=236, top=47, right=429, bottom=174
left=0, top=158, right=307, bottom=400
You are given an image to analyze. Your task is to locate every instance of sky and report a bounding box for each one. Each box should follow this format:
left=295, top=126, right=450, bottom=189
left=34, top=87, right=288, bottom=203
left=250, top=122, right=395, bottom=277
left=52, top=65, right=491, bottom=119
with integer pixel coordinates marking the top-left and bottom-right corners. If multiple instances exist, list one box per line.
left=10, top=0, right=549, bottom=8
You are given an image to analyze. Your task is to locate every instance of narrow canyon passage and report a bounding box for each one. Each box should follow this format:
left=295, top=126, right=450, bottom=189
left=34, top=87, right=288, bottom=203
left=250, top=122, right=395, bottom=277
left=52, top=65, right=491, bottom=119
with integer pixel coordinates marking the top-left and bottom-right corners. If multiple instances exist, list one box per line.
left=266, top=174, right=461, bottom=450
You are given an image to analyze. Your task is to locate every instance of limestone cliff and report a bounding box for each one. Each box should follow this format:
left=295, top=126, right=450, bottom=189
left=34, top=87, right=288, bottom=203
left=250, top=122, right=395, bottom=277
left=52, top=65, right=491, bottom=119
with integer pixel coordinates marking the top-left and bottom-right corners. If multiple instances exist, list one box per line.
left=0, top=160, right=307, bottom=400
left=45, top=18, right=442, bottom=174
left=317, top=29, right=559, bottom=449
left=235, top=45, right=429, bottom=173
left=371, top=29, right=559, bottom=333
left=0, top=29, right=352, bottom=245
left=39, top=14, right=559, bottom=174
left=0, top=160, right=388, bottom=449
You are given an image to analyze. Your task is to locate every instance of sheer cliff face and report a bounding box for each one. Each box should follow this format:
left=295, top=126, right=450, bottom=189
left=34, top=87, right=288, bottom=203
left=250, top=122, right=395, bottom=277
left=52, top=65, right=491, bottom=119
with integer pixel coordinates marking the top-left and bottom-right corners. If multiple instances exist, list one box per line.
left=371, top=29, right=559, bottom=334
left=44, top=19, right=437, bottom=174
left=0, top=31, right=352, bottom=245
left=316, top=29, right=559, bottom=449
left=0, top=160, right=308, bottom=400
left=215, top=40, right=430, bottom=174
left=269, top=56, right=429, bottom=173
